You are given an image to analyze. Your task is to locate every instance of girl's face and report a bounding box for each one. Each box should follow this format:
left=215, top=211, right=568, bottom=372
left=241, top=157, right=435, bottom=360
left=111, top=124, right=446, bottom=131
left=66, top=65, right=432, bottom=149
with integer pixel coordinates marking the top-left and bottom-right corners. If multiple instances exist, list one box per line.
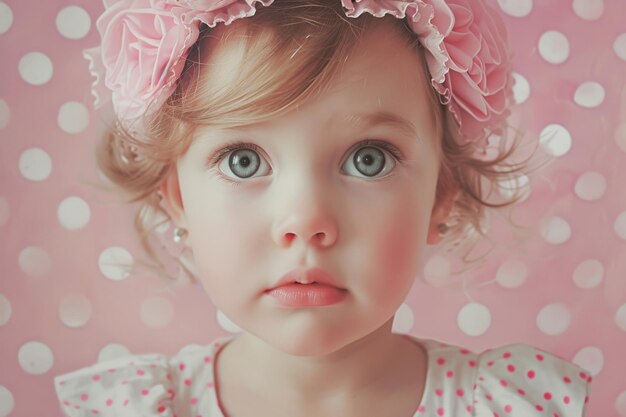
left=162, top=20, right=450, bottom=356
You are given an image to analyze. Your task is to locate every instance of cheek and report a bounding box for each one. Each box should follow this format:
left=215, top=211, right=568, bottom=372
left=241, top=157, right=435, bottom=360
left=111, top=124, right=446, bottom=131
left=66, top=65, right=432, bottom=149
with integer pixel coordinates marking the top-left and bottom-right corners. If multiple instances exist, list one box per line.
left=183, top=188, right=265, bottom=296
left=368, top=199, right=430, bottom=291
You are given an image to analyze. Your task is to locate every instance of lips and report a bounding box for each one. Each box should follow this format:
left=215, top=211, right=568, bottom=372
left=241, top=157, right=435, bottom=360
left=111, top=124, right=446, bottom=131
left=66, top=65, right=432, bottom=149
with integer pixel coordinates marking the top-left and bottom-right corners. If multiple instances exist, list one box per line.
left=267, top=267, right=346, bottom=291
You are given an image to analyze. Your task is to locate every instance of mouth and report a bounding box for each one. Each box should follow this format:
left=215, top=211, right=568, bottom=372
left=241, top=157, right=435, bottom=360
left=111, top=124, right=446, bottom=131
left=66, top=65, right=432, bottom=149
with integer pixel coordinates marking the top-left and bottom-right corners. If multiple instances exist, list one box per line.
left=264, top=280, right=348, bottom=307
left=268, top=267, right=346, bottom=291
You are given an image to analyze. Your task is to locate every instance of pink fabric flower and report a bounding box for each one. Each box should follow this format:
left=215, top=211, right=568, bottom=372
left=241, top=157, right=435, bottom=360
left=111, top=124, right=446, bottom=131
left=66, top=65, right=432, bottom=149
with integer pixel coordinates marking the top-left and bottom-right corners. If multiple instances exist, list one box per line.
left=83, top=0, right=195, bottom=124
left=424, top=0, right=514, bottom=139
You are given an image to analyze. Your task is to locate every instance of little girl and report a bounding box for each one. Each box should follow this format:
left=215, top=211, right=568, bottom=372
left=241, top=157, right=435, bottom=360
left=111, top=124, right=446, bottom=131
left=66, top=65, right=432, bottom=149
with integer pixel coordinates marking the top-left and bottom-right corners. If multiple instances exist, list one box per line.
left=54, top=0, right=592, bottom=416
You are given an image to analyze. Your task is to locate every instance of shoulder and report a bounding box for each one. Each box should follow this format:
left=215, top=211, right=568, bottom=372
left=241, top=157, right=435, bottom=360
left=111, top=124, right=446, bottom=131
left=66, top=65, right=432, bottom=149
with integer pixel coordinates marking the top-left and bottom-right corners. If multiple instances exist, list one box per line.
left=53, top=335, right=235, bottom=417
left=406, top=335, right=592, bottom=416
left=473, top=343, right=592, bottom=416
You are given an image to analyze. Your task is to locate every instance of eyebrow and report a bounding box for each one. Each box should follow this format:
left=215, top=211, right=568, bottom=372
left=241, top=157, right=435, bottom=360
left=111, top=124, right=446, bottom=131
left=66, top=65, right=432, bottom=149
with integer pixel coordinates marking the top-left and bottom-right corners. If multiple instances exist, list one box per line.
left=205, top=110, right=421, bottom=142
left=335, top=110, right=421, bottom=141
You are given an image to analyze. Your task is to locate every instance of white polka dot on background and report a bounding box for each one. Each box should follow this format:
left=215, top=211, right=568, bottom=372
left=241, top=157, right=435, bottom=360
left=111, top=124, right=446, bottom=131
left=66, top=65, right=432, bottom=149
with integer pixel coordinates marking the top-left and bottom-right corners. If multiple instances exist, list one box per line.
left=0, top=98, right=9, bottom=130
left=496, top=259, right=528, bottom=288
left=98, top=246, right=133, bottom=281
left=572, top=0, right=604, bottom=20
left=574, top=81, right=605, bottom=108
left=457, top=302, right=491, bottom=336
left=140, top=296, right=174, bottom=328
left=616, top=303, right=626, bottom=332
left=616, top=391, right=626, bottom=417
left=59, top=294, right=92, bottom=328
left=18, top=341, right=54, bottom=375
left=0, top=196, right=9, bottom=226
left=98, top=343, right=132, bottom=362
left=423, top=255, right=451, bottom=286
left=616, top=122, right=626, bottom=152
left=540, top=216, right=572, bottom=245
left=217, top=309, right=242, bottom=333
left=392, top=303, right=414, bottom=333
left=614, top=33, right=626, bottom=61
left=18, top=52, right=54, bottom=85
left=574, top=171, right=607, bottom=201
left=573, top=259, right=604, bottom=288
left=0, top=2, right=12, bottom=34
left=497, top=173, right=530, bottom=202
left=0, top=294, right=11, bottom=326
left=58, top=196, right=91, bottom=230
left=511, top=72, right=530, bottom=104
left=615, top=211, right=626, bottom=240
left=56, top=6, right=91, bottom=40
left=539, top=124, right=572, bottom=156
left=496, top=0, right=533, bottom=17
left=0, top=385, right=14, bottom=417
left=18, top=246, right=51, bottom=278
left=536, top=303, right=571, bottom=335
left=58, top=101, right=90, bottom=134
left=19, top=148, right=52, bottom=181
left=573, top=346, right=604, bottom=375
left=538, top=31, right=570, bottom=64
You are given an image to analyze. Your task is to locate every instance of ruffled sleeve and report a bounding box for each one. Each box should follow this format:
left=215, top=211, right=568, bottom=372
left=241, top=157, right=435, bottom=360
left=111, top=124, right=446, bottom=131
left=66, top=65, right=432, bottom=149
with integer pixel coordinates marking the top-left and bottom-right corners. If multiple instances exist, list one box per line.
left=472, top=344, right=592, bottom=417
left=54, top=353, right=176, bottom=417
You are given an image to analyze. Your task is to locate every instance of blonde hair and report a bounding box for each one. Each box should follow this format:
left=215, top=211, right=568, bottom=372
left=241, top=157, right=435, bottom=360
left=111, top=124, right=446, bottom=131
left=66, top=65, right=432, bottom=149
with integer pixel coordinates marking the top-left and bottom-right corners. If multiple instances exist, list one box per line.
left=93, top=0, right=539, bottom=285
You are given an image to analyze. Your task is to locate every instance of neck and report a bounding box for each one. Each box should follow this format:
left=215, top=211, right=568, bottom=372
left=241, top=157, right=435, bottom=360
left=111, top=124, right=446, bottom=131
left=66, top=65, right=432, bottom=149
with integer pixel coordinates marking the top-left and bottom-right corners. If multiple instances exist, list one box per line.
left=216, top=318, right=418, bottom=407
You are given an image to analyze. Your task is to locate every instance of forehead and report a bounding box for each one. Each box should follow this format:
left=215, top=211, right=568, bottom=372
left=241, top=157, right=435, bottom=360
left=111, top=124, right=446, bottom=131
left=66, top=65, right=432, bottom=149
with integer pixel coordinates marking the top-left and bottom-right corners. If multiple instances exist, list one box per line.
left=197, top=15, right=437, bottom=140
left=326, top=19, right=433, bottom=116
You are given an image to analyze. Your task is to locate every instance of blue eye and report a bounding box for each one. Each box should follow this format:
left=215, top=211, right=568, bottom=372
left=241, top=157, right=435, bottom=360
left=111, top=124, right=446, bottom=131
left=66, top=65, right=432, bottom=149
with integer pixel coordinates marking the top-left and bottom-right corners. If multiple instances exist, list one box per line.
left=211, top=143, right=271, bottom=184
left=224, top=148, right=263, bottom=179
left=342, top=145, right=397, bottom=179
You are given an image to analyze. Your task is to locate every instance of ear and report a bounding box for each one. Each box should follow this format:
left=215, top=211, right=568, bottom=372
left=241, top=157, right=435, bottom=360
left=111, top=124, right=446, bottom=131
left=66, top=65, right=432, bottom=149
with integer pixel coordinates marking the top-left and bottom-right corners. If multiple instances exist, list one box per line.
left=426, top=183, right=458, bottom=245
left=159, top=165, right=188, bottom=230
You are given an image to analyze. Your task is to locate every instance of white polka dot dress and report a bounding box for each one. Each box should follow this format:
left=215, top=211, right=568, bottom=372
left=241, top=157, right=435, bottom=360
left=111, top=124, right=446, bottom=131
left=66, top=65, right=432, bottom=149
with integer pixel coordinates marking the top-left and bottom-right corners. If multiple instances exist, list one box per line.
left=53, top=334, right=592, bottom=416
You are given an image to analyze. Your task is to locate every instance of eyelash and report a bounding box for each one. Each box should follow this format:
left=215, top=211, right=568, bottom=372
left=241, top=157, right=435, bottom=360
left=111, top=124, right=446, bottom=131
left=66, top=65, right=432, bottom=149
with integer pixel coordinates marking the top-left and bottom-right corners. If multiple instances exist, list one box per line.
left=206, top=139, right=406, bottom=186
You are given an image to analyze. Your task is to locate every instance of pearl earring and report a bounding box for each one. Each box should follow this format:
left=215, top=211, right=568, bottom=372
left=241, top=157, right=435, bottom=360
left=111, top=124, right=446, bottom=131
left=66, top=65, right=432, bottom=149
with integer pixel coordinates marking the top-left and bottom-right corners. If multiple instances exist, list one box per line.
left=173, top=227, right=188, bottom=243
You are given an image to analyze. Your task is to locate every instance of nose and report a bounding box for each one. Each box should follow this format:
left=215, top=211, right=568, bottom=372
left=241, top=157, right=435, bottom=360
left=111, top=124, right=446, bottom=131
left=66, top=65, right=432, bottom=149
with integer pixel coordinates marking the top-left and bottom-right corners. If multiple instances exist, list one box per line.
left=271, top=179, right=338, bottom=249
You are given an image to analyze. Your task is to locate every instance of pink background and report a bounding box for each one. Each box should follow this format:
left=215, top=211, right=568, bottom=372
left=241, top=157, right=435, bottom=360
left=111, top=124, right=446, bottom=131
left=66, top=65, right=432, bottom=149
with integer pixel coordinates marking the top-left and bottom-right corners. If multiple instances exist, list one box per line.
left=1, top=0, right=625, bottom=416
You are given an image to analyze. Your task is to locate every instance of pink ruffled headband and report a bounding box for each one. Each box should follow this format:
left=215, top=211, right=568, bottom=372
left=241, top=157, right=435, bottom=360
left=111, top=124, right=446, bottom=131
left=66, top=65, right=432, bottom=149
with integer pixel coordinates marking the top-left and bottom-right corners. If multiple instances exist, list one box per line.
left=83, top=0, right=515, bottom=144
